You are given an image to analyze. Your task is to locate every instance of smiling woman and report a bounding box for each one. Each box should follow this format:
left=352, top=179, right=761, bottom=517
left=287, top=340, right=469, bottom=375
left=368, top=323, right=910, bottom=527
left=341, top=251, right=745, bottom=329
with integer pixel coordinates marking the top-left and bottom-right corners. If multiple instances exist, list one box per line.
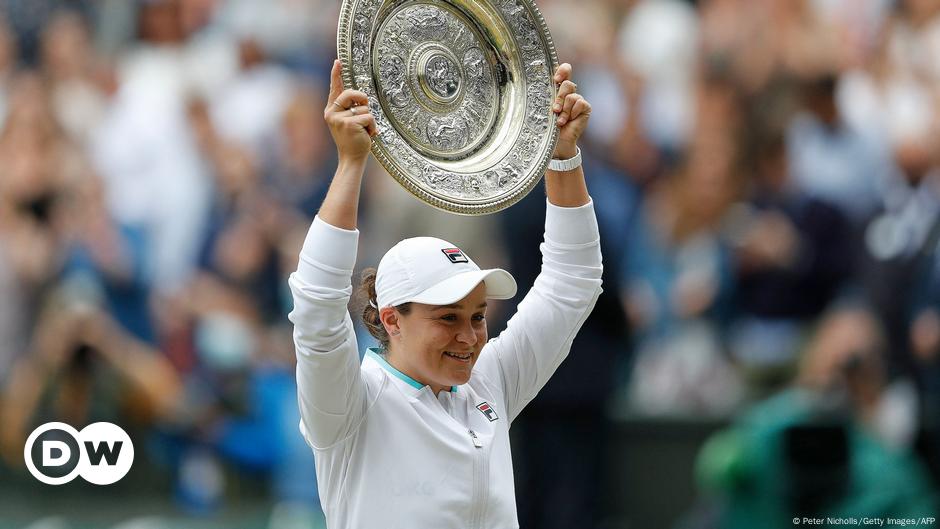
left=288, top=59, right=600, bottom=529
left=366, top=270, right=494, bottom=394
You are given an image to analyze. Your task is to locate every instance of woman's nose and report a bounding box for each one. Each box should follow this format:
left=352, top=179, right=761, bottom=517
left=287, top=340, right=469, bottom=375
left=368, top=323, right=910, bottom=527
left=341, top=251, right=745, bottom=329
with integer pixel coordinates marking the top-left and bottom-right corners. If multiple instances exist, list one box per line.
left=455, top=321, right=478, bottom=345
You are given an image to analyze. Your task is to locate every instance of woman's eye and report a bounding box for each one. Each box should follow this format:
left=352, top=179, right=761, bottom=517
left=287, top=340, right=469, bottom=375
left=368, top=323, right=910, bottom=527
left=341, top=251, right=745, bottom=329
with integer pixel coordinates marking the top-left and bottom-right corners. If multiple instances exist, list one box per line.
left=439, top=313, right=484, bottom=322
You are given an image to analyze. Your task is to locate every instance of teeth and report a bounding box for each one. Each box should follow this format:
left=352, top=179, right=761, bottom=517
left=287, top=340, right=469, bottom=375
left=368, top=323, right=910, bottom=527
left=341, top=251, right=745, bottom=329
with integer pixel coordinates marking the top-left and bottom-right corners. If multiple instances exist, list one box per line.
left=445, top=351, right=471, bottom=359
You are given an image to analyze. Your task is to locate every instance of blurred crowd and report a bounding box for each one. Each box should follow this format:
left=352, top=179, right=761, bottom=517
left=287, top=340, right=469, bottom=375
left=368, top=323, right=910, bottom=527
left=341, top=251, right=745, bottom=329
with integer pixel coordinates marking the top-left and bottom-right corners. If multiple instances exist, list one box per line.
left=0, top=0, right=938, bottom=527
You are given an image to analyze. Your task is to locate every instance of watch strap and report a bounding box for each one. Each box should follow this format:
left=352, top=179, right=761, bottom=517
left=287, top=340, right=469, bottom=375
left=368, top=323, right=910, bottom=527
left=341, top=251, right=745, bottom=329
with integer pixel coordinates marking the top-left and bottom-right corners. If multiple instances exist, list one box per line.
left=548, top=146, right=582, bottom=172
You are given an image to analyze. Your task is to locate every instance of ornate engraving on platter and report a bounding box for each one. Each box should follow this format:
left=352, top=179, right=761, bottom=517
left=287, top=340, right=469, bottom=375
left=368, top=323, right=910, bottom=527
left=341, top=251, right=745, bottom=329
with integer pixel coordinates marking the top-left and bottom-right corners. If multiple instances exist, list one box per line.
left=338, top=0, right=559, bottom=214
left=379, top=55, right=410, bottom=107
left=427, top=115, right=470, bottom=151
left=517, top=21, right=541, bottom=51
left=425, top=54, right=460, bottom=100
left=464, top=48, right=485, bottom=78
left=373, top=5, right=500, bottom=160
left=517, top=130, right=541, bottom=166
left=407, top=5, right=448, bottom=41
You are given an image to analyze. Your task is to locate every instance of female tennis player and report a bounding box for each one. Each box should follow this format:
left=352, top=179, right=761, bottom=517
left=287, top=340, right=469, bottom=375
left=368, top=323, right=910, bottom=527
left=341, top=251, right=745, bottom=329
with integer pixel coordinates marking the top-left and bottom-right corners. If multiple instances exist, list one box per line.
left=288, top=59, right=601, bottom=528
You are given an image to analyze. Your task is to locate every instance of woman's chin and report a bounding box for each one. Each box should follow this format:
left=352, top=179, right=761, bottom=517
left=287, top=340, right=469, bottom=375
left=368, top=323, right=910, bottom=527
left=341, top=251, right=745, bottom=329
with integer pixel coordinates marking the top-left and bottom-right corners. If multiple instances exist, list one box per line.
left=444, top=366, right=473, bottom=386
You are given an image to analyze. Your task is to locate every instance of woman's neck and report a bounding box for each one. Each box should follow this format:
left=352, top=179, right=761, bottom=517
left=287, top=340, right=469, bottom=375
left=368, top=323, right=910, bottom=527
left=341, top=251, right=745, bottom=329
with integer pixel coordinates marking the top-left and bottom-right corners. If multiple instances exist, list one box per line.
left=384, top=347, right=449, bottom=395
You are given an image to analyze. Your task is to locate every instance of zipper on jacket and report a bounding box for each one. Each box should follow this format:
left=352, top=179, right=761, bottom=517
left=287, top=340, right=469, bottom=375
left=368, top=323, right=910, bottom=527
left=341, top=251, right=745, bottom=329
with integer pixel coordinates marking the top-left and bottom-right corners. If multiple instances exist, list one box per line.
left=468, top=429, right=487, bottom=528
left=468, top=429, right=482, bottom=448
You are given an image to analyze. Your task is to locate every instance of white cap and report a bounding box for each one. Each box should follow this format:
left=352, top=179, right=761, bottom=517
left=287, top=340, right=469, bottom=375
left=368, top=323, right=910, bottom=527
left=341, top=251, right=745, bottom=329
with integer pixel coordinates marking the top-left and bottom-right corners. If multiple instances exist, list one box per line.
left=375, top=237, right=517, bottom=309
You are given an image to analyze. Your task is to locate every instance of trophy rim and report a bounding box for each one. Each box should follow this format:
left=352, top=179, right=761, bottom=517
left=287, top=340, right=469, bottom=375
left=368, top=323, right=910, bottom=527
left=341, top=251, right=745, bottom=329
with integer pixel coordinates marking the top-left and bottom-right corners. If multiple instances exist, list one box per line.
left=337, top=0, right=560, bottom=216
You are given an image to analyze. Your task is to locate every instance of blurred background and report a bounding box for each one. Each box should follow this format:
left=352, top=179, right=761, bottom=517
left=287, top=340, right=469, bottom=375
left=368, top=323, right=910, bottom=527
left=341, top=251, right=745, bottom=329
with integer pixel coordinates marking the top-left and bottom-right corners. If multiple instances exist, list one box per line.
left=0, top=0, right=938, bottom=527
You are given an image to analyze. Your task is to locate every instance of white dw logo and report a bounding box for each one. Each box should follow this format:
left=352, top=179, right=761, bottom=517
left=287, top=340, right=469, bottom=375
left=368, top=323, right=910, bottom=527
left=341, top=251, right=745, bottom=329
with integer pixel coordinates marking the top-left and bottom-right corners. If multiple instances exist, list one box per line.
left=24, top=422, right=134, bottom=485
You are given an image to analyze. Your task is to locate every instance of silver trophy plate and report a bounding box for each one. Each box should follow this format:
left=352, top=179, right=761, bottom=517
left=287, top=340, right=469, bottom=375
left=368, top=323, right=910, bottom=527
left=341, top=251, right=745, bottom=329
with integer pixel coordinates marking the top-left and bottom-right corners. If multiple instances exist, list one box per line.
left=337, top=0, right=559, bottom=215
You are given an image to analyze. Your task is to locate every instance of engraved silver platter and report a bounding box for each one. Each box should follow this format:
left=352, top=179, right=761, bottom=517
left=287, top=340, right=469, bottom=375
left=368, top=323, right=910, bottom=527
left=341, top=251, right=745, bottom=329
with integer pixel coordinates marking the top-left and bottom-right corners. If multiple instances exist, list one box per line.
left=337, top=0, right=560, bottom=215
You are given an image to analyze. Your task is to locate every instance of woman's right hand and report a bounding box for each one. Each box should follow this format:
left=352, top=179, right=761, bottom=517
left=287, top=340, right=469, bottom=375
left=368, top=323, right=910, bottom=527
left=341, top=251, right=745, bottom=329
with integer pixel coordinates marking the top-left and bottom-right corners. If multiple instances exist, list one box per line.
left=324, top=59, right=378, bottom=163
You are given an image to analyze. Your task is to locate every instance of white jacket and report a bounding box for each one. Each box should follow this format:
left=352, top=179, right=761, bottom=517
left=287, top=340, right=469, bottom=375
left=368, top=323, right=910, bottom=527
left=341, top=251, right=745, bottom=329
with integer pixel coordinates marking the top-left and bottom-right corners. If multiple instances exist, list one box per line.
left=288, top=199, right=603, bottom=529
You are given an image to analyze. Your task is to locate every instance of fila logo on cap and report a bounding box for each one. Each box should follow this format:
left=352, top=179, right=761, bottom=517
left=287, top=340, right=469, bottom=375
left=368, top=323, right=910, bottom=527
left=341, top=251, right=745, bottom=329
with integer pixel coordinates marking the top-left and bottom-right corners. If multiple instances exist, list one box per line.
left=441, top=248, right=468, bottom=264
left=476, top=402, right=499, bottom=422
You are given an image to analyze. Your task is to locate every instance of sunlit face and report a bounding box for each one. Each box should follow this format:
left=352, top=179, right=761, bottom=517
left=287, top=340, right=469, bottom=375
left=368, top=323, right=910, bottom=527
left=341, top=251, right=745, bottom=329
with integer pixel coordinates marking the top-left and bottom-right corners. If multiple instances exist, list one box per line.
left=382, top=282, right=488, bottom=394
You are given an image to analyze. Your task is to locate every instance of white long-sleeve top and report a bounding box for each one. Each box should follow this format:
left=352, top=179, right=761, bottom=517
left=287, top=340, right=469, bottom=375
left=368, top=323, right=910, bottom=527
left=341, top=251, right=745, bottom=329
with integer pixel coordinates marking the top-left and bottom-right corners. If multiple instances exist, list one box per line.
left=288, top=199, right=603, bottom=529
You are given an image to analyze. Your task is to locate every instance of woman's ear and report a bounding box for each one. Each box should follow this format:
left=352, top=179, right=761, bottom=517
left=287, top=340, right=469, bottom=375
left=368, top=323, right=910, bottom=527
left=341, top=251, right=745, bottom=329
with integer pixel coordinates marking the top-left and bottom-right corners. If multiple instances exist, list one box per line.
left=380, top=307, right=401, bottom=337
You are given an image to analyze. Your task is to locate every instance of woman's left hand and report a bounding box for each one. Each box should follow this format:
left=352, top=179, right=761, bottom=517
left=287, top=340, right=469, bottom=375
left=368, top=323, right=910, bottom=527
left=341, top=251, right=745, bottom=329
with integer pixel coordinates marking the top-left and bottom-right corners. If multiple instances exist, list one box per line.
left=552, top=63, right=591, bottom=159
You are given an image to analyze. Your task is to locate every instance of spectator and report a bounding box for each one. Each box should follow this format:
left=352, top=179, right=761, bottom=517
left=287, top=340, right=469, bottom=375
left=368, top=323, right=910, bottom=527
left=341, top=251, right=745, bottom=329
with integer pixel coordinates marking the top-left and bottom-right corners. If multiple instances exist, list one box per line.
left=727, top=131, right=852, bottom=391
left=263, top=83, right=335, bottom=219
left=695, top=306, right=937, bottom=529
left=0, top=0, right=93, bottom=66
left=618, top=123, right=743, bottom=416
left=787, top=72, right=889, bottom=223
left=89, top=0, right=211, bottom=295
left=0, top=304, right=182, bottom=469
left=39, top=10, right=109, bottom=145
left=0, top=71, right=72, bottom=383
left=615, top=0, right=698, bottom=154
left=59, top=168, right=156, bottom=344
left=209, top=38, right=294, bottom=157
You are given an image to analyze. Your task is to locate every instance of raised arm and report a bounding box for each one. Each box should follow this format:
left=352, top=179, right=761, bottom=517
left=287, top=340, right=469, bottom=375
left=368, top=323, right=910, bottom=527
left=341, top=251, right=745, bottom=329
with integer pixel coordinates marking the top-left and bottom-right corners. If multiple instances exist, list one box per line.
left=476, top=64, right=602, bottom=421
left=289, top=60, right=377, bottom=449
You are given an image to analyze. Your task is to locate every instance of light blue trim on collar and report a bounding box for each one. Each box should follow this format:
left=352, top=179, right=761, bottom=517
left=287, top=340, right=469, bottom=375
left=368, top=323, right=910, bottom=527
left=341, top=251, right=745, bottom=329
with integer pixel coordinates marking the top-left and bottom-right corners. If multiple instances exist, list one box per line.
left=366, top=348, right=457, bottom=393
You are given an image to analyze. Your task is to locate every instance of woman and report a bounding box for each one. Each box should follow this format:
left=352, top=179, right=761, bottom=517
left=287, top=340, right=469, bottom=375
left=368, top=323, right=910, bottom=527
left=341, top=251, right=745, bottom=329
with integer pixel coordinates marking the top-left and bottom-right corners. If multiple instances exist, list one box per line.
left=289, top=59, right=601, bottom=528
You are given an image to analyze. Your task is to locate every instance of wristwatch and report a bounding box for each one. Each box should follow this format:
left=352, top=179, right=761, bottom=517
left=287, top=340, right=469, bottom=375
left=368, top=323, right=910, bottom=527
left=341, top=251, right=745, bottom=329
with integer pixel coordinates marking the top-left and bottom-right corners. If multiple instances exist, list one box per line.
left=548, top=146, right=582, bottom=172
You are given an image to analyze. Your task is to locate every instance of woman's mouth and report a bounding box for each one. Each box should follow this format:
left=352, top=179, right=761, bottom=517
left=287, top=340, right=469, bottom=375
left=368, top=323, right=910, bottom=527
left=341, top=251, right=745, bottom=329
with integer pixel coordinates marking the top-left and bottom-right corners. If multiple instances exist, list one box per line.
left=443, top=351, right=472, bottom=362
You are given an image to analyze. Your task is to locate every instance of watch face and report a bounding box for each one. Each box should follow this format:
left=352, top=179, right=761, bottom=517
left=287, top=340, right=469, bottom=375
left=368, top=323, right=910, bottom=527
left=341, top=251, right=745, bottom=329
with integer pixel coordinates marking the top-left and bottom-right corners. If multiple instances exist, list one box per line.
left=338, top=0, right=559, bottom=215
